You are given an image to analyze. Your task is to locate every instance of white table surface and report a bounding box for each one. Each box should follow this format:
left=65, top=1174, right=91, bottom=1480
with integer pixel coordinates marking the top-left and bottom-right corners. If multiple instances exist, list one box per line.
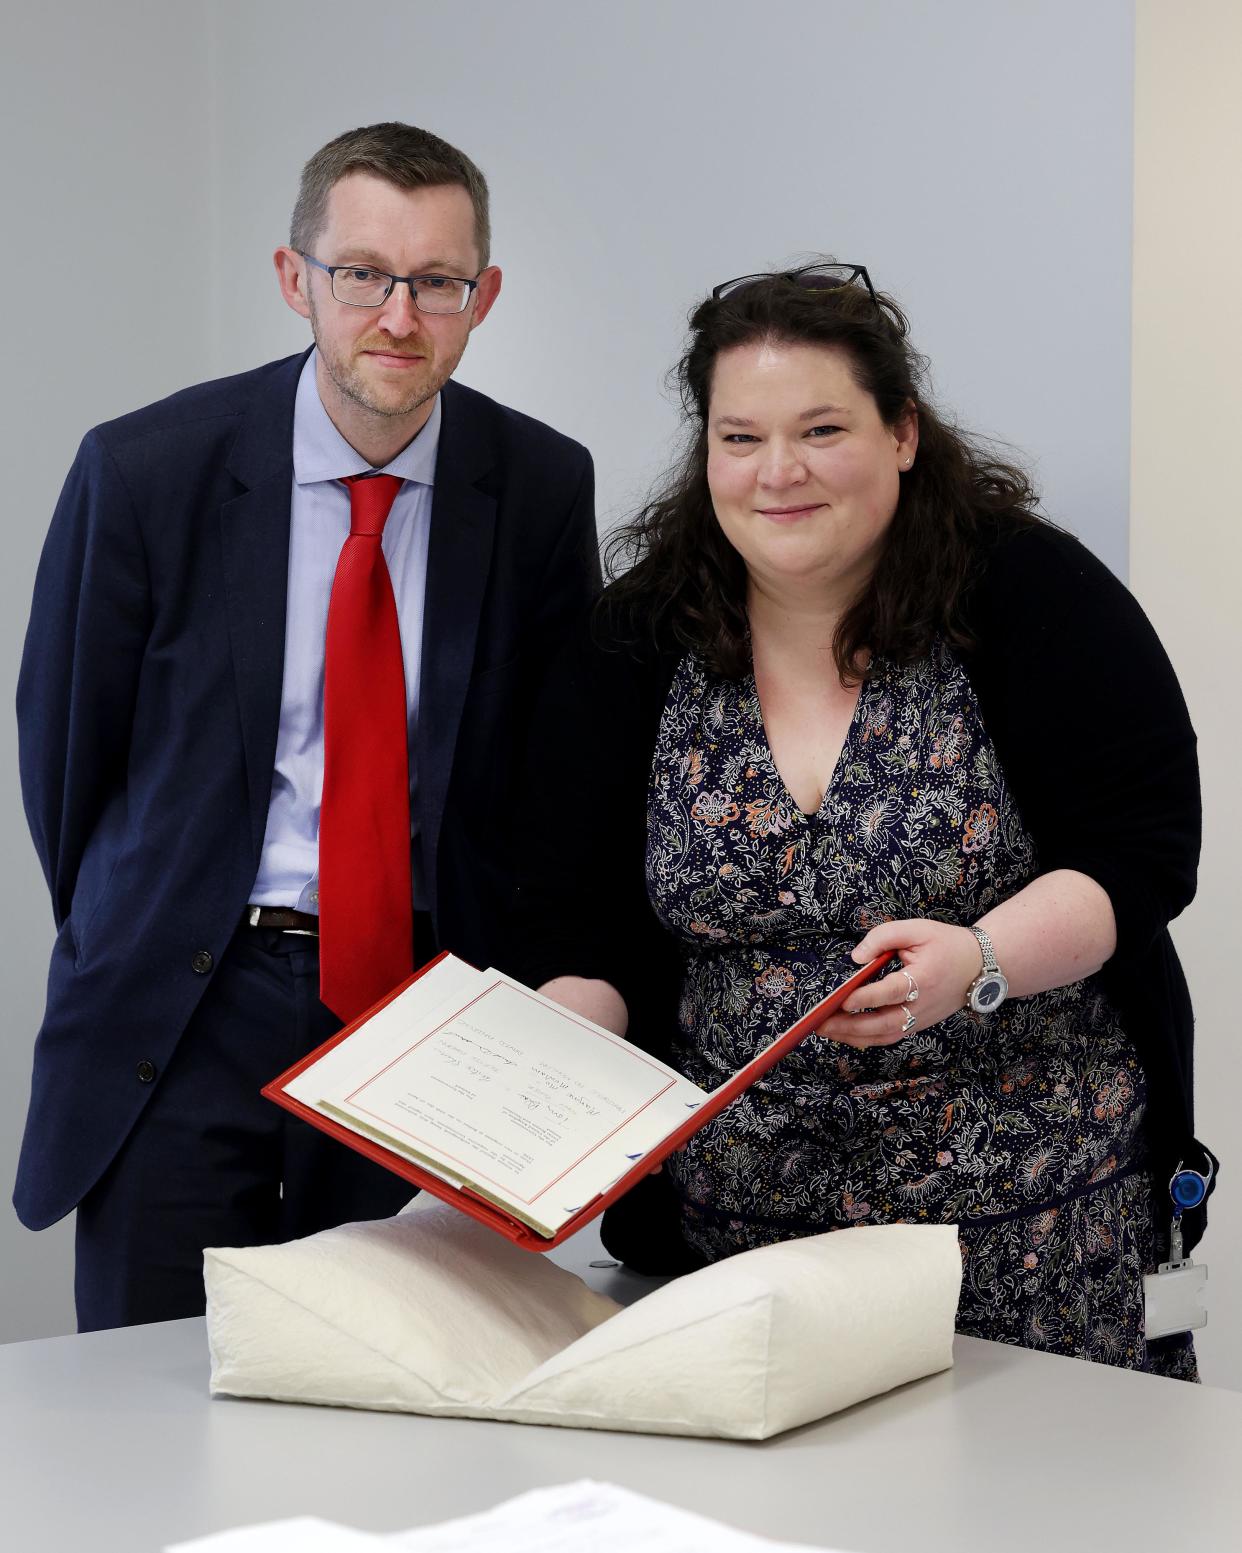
left=2, top=1226, right=1238, bottom=1552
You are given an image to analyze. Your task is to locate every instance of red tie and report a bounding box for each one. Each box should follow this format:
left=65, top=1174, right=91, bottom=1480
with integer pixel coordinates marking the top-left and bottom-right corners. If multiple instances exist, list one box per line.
left=318, top=474, right=414, bottom=1022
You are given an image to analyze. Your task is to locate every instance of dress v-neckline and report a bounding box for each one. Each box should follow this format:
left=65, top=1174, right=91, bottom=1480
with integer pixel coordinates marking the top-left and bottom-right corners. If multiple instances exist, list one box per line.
left=745, top=668, right=872, bottom=822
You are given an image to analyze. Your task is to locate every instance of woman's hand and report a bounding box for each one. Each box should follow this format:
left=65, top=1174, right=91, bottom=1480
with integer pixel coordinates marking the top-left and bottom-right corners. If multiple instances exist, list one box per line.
left=816, top=919, right=981, bottom=1048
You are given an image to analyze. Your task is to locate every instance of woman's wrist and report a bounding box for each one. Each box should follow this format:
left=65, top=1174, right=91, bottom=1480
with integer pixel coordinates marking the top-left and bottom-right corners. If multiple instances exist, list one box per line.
left=961, top=923, right=1009, bottom=1013
left=971, top=870, right=1116, bottom=1000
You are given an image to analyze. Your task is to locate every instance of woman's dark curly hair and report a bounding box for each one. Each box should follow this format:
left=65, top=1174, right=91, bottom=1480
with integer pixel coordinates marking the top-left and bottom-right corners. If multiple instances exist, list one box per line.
left=603, top=264, right=1044, bottom=682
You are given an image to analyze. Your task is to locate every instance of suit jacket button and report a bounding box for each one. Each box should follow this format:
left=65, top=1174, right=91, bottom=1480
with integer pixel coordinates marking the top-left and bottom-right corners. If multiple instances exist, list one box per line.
left=136, top=1060, right=157, bottom=1084
left=191, top=949, right=214, bottom=974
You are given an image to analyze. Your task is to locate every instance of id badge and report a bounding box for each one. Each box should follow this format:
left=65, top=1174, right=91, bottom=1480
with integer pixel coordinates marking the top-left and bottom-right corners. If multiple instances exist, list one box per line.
left=1144, top=1260, right=1208, bottom=1341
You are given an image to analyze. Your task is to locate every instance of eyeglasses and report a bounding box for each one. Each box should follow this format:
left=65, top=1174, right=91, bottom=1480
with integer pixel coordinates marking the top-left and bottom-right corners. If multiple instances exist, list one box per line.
left=711, top=262, right=877, bottom=308
left=299, top=252, right=480, bottom=314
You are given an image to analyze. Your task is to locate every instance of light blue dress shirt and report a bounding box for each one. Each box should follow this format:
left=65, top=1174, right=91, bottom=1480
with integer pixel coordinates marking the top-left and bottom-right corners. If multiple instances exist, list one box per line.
left=250, top=349, right=439, bottom=913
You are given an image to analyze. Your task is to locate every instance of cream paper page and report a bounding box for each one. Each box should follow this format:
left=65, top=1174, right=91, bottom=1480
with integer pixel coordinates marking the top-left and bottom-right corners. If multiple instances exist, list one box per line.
left=282, top=956, right=496, bottom=1188
left=282, top=954, right=487, bottom=1103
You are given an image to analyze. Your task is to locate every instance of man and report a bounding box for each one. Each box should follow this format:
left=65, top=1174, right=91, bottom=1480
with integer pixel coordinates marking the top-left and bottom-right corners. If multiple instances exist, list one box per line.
left=15, top=123, right=599, bottom=1330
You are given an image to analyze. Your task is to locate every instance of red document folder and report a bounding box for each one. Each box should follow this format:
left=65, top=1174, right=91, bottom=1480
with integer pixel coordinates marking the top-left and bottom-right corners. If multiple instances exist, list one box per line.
left=263, top=952, right=886, bottom=1251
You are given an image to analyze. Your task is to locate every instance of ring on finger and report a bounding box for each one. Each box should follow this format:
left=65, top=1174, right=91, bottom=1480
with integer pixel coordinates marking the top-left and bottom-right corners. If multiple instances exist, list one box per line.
left=899, top=1003, right=916, bottom=1034
left=902, top=969, right=919, bottom=1003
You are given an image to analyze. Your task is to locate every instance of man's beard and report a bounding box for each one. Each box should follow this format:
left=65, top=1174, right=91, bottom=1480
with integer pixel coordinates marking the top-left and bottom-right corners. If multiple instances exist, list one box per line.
left=309, top=295, right=461, bottom=419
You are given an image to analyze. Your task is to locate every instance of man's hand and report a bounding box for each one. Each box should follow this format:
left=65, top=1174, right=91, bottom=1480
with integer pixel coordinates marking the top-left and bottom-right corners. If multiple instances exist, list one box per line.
left=536, top=975, right=629, bottom=1037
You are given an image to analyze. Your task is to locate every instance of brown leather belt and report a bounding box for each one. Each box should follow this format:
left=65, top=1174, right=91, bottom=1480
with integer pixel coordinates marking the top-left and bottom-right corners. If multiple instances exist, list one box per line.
left=243, top=906, right=320, bottom=936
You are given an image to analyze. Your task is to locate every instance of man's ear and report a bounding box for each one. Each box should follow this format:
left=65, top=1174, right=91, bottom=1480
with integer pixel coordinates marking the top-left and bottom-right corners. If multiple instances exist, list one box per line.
left=274, top=247, right=312, bottom=321
left=468, top=265, right=502, bottom=331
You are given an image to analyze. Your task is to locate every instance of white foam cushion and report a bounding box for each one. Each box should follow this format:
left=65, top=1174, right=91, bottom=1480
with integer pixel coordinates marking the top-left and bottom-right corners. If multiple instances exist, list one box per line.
left=205, top=1198, right=961, bottom=1439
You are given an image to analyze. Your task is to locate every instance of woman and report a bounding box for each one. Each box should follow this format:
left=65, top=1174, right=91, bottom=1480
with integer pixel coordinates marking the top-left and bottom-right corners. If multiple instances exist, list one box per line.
left=525, top=262, right=1214, bottom=1378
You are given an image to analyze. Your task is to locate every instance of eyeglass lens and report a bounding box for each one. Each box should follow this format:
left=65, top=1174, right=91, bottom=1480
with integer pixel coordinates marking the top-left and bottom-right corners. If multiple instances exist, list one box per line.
left=330, top=266, right=471, bottom=313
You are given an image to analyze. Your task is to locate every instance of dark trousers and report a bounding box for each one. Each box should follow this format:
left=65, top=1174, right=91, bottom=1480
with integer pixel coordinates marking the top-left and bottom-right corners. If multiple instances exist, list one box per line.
left=74, top=924, right=432, bottom=1332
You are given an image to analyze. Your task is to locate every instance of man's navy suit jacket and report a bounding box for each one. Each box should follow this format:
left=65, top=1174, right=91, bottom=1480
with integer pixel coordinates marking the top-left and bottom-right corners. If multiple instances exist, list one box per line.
left=15, top=350, right=599, bottom=1231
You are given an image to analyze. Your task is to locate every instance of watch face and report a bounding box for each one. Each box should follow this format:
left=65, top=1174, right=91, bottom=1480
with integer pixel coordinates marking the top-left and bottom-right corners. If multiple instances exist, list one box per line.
left=969, top=972, right=1008, bottom=1013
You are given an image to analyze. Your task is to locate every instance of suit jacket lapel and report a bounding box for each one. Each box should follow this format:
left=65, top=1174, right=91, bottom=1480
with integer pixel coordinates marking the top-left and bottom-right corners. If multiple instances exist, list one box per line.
left=417, top=379, right=498, bottom=914
left=220, top=353, right=305, bottom=865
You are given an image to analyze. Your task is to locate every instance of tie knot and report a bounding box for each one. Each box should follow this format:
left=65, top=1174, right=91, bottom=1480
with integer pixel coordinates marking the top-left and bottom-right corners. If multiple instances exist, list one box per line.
left=344, top=473, right=403, bottom=537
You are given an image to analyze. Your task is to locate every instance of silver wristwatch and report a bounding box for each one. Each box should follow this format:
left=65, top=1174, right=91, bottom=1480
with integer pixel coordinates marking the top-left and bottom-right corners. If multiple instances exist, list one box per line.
left=966, top=926, right=1008, bottom=1013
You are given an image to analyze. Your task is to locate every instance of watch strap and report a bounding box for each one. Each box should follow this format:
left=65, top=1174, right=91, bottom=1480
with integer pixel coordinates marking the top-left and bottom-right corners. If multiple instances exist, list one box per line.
left=968, top=925, right=999, bottom=975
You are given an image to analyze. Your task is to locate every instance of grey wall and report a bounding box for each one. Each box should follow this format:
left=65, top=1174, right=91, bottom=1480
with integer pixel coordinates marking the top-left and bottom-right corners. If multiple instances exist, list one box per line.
left=0, top=0, right=215, bottom=1341
left=209, top=0, right=1135, bottom=554
left=1, top=0, right=1135, bottom=1343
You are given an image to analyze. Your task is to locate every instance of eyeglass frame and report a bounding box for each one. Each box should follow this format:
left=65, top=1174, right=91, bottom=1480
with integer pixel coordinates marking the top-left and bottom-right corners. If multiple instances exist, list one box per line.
left=711, top=262, right=878, bottom=309
left=298, top=251, right=481, bottom=313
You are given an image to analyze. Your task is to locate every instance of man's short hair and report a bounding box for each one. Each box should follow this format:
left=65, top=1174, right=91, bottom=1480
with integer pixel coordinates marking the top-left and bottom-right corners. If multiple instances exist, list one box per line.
left=290, top=122, right=492, bottom=267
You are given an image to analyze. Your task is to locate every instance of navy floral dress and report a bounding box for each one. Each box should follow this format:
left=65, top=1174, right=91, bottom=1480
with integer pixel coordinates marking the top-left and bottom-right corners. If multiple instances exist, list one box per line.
left=648, top=644, right=1196, bottom=1378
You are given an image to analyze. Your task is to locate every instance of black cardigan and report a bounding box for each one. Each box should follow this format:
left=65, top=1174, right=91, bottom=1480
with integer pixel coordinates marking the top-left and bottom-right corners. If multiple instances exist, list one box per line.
left=513, top=518, right=1217, bottom=1250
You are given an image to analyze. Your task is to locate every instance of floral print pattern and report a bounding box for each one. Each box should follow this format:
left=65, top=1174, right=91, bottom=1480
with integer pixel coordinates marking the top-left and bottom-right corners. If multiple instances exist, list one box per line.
left=648, top=645, right=1195, bottom=1379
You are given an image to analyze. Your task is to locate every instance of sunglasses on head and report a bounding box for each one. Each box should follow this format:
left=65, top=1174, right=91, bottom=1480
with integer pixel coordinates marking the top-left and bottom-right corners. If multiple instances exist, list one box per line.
left=711, top=262, right=877, bottom=309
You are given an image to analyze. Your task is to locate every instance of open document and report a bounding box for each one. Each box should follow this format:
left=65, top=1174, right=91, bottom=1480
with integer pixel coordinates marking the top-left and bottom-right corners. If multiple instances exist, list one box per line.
left=264, top=951, right=882, bottom=1248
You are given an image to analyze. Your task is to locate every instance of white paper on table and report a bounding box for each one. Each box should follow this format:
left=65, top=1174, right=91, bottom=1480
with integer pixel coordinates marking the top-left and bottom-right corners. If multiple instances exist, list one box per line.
left=389, top=1480, right=853, bottom=1552
left=165, top=1482, right=859, bottom=1553
left=164, top=1516, right=383, bottom=1552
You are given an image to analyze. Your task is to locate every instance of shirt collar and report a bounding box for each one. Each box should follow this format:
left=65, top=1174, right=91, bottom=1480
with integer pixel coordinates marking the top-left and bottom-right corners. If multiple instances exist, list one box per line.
left=292, top=348, right=441, bottom=488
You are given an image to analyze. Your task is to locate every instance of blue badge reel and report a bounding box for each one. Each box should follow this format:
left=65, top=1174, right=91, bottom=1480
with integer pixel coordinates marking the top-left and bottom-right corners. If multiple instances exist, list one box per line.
left=1143, top=1159, right=1212, bottom=1341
